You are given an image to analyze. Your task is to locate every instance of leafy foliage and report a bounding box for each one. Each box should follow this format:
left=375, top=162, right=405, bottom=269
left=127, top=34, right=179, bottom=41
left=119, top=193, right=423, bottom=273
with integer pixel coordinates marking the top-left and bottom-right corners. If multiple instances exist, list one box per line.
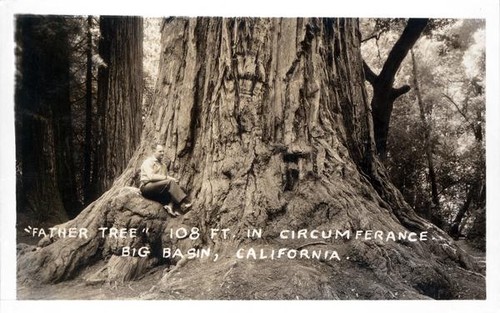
left=361, top=18, right=485, bottom=241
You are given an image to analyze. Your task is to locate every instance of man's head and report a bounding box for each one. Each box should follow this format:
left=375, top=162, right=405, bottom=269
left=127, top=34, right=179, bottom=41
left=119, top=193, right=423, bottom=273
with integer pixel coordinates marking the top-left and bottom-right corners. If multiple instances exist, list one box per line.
left=153, top=144, right=165, bottom=161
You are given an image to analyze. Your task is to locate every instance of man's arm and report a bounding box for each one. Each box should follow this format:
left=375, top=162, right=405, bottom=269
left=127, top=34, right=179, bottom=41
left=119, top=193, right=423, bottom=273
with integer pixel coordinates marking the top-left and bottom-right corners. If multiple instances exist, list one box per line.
left=161, top=162, right=179, bottom=182
left=166, top=175, right=179, bottom=183
left=149, top=173, right=167, bottom=182
left=141, top=159, right=167, bottom=182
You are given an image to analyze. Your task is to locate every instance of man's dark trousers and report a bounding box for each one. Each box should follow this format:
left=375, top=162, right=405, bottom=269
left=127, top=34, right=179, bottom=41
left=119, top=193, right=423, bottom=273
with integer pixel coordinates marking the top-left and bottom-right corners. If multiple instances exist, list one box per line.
left=140, top=178, right=187, bottom=205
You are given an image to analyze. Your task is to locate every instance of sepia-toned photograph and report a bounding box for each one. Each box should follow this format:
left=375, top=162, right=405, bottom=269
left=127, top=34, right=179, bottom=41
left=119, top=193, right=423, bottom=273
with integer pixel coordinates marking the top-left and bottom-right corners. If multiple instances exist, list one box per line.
left=1, top=1, right=498, bottom=309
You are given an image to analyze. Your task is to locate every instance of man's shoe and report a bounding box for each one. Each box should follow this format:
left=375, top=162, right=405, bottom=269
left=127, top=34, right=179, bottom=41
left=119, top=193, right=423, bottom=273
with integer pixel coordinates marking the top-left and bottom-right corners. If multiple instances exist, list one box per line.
left=164, top=204, right=180, bottom=216
left=180, top=201, right=192, bottom=213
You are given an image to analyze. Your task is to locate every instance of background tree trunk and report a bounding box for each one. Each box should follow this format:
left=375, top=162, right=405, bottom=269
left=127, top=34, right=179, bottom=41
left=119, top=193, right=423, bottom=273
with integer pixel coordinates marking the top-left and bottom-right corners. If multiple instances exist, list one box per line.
left=410, top=49, right=442, bottom=226
left=15, top=16, right=80, bottom=222
left=92, top=16, right=144, bottom=200
left=466, top=183, right=486, bottom=251
left=17, top=17, right=484, bottom=300
left=450, top=182, right=479, bottom=238
left=83, top=15, right=94, bottom=206
left=363, top=18, right=428, bottom=158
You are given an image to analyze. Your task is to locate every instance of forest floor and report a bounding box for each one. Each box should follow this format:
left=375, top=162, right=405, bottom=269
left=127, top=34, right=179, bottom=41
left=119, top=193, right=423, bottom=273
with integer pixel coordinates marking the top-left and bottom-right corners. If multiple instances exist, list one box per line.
left=15, top=235, right=486, bottom=300
left=17, top=262, right=169, bottom=300
left=455, top=239, right=486, bottom=272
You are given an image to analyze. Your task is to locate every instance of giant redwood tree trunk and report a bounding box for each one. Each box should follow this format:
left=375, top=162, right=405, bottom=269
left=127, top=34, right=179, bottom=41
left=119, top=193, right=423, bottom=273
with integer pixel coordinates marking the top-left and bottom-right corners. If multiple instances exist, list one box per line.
left=17, top=17, right=484, bottom=300
left=91, top=16, right=144, bottom=201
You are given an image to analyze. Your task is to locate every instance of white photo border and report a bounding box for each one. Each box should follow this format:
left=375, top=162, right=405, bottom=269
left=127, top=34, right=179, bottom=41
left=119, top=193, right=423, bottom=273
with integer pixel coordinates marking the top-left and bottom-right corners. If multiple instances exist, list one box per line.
left=1, top=0, right=499, bottom=312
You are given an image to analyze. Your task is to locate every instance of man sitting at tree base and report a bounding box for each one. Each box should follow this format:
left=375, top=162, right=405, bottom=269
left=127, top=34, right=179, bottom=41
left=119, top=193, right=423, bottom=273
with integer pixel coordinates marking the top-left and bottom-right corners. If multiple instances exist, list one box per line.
left=139, top=144, right=192, bottom=216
